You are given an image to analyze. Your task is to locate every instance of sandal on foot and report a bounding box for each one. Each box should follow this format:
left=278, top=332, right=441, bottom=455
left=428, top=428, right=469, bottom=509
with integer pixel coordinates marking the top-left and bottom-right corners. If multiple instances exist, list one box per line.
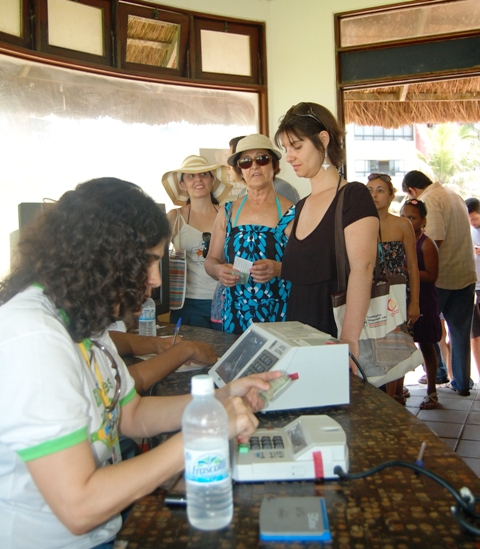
left=420, top=392, right=439, bottom=410
left=393, top=394, right=406, bottom=406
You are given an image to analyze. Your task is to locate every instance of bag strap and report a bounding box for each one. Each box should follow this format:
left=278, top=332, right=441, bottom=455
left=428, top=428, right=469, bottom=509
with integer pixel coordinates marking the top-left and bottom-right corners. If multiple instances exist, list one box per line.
left=334, top=181, right=351, bottom=294
left=171, top=209, right=183, bottom=250
left=334, top=184, right=383, bottom=294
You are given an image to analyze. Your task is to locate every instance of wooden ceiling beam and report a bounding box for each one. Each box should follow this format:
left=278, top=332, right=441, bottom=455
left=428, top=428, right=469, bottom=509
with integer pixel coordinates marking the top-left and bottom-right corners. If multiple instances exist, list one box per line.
left=399, top=84, right=409, bottom=102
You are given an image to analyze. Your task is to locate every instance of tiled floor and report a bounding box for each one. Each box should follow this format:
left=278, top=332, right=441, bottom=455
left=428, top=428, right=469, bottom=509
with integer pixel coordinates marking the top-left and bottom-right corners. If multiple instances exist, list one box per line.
left=404, top=366, right=480, bottom=476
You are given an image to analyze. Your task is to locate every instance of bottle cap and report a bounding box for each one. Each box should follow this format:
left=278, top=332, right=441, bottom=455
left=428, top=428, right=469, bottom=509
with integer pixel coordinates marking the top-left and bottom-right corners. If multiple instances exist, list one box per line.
left=191, top=375, right=214, bottom=396
left=142, top=297, right=155, bottom=308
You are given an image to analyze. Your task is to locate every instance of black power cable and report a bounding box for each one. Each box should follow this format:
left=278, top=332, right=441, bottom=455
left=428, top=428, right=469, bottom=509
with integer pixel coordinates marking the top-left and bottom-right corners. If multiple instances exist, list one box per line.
left=334, top=460, right=480, bottom=535
left=349, top=351, right=367, bottom=381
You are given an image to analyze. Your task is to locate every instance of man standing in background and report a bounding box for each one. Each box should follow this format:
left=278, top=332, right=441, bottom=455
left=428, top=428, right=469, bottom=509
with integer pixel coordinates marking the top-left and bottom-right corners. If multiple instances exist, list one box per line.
left=402, top=171, right=476, bottom=396
left=466, top=197, right=480, bottom=379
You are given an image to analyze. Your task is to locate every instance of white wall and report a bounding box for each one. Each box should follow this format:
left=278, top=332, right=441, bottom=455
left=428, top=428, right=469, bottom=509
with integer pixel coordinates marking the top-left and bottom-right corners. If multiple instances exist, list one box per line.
left=152, top=0, right=415, bottom=196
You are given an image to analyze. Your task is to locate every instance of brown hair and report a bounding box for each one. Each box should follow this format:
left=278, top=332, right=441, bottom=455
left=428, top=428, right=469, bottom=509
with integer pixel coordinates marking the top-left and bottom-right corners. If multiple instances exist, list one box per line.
left=0, top=178, right=170, bottom=341
left=275, top=102, right=345, bottom=168
left=367, top=173, right=397, bottom=196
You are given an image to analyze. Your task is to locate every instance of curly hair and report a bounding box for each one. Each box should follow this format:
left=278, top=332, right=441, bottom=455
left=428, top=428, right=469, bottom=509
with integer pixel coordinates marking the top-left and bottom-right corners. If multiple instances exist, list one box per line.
left=275, top=102, right=345, bottom=168
left=0, top=178, right=170, bottom=342
left=402, top=198, right=428, bottom=219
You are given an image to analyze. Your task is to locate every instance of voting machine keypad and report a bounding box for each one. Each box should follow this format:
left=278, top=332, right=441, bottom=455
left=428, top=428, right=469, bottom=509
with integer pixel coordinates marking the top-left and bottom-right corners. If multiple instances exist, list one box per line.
left=241, top=350, right=279, bottom=377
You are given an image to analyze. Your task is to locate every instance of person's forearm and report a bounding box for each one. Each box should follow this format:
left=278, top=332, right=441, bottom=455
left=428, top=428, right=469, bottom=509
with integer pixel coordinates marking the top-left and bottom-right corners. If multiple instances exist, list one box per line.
left=109, top=331, right=168, bottom=357
left=127, top=341, right=201, bottom=393
left=29, top=433, right=185, bottom=535
left=81, top=434, right=185, bottom=528
left=408, top=272, right=420, bottom=310
left=204, top=256, right=222, bottom=279
left=419, top=269, right=435, bottom=284
left=120, top=392, right=192, bottom=438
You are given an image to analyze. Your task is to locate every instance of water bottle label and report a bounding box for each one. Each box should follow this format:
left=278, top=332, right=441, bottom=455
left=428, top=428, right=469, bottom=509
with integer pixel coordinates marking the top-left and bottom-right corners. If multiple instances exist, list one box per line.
left=185, top=444, right=230, bottom=483
left=139, top=309, right=156, bottom=321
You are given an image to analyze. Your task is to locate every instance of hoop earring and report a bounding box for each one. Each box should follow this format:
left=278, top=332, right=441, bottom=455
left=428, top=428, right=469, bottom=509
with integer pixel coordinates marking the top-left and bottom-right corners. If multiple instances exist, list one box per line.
left=322, top=148, right=330, bottom=171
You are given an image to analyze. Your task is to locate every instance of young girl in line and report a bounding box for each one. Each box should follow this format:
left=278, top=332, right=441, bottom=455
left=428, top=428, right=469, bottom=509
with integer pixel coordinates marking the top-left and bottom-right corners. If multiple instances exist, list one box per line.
left=401, top=198, right=442, bottom=409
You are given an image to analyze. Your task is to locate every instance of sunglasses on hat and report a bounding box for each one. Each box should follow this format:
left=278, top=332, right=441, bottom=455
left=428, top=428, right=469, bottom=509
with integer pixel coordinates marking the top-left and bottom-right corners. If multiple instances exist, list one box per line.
left=237, top=154, right=272, bottom=170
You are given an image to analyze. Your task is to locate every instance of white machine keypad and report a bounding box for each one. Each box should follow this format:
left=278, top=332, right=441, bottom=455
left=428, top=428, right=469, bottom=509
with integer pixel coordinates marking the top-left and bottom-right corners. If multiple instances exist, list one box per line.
left=242, top=351, right=278, bottom=377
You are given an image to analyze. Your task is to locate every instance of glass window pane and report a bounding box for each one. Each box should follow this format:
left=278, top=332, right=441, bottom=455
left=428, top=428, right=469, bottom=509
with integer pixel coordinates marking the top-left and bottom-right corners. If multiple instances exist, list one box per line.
left=126, top=15, right=180, bottom=69
left=0, top=52, right=259, bottom=278
left=340, top=0, right=480, bottom=47
left=0, top=0, right=21, bottom=37
left=48, top=0, right=104, bottom=56
left=201, top=30, right=251, bottom=76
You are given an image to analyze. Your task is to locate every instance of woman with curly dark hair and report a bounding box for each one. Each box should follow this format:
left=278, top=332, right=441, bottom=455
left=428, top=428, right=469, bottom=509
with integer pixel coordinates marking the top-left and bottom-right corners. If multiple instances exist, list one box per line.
left=0, top=177, right=278, bottom=549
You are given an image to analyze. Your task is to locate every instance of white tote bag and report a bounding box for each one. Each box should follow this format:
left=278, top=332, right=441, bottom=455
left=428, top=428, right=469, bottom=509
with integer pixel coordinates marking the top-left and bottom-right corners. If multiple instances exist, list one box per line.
left=331, top=185, right=407, bottom=340
left=332, top=273, right=407, bottom=340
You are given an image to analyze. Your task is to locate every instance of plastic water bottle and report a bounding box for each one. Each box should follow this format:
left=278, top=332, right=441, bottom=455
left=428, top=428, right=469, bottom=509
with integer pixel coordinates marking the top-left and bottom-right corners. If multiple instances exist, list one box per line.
left=182, top=375, right=233, bottom=530
left=138, top=297, right=156, bottom=336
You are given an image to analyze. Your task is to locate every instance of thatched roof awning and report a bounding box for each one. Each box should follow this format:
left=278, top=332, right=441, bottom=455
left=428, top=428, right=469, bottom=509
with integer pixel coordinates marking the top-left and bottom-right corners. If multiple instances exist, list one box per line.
left=0, top=53, right=258, bottom=127
left=344, top=77, right=480, bottom=128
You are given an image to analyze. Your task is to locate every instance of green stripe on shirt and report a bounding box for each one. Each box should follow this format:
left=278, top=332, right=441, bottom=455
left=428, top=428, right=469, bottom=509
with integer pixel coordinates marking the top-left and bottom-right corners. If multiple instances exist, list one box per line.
left=17, top=427, right=88, bottom=461
left=120, top=386, right=137, bottom=407
left=17, top=388, right=136, bottom=462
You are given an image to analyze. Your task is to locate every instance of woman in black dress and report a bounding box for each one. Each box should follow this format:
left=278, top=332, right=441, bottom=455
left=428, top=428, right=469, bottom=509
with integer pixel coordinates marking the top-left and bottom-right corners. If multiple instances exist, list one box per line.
left=275, top=102, right=379, bottom=369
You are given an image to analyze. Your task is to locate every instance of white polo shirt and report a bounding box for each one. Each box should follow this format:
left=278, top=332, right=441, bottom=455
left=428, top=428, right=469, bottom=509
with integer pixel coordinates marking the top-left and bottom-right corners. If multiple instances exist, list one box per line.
left=0, top=286, right=137, bottom=549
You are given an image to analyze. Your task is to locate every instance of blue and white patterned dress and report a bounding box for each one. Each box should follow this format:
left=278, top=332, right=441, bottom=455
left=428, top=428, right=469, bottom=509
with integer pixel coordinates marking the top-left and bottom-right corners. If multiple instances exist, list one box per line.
left=222, top=199, right=296, bottom=334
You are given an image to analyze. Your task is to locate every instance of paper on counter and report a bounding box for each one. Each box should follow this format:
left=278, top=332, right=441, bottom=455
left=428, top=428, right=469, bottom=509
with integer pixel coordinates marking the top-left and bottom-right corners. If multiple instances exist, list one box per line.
left=133, top=354, right=202, bottom=372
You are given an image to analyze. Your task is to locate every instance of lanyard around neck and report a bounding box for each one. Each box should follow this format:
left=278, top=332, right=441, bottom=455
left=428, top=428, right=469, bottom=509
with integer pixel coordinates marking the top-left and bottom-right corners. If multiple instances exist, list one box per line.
left=78, top=340, right=115, bottom=411
left=31, top=283, right=121, bottom=413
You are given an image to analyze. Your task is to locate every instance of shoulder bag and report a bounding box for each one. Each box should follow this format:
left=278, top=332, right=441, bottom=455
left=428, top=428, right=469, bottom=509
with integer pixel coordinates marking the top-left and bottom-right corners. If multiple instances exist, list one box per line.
left=331, top=184, right=422, bottom=387
left=331, top=184, right=407, bottom=341
left=169, top=210, right=187, bottom=311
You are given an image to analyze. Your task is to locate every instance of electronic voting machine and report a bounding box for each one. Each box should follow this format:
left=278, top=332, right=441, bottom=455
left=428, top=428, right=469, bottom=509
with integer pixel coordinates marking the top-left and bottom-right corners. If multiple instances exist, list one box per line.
left=231, top=415, right=349, bottom=481
left=209, top=321, right=349, bottom=411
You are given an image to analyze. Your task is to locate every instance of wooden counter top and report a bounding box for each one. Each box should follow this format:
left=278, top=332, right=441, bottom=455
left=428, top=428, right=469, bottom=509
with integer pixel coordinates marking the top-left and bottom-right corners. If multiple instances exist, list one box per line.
left=117, top=325, right=480, bottom=548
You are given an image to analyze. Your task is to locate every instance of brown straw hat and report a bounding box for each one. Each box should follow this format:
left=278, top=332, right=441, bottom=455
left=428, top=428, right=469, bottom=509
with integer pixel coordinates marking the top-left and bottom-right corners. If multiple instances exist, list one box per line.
left=162, top=155, right=232, bottom=206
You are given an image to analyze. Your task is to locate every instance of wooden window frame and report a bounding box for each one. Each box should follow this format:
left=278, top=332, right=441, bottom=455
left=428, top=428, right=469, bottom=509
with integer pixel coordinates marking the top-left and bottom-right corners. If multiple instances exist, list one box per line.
left=34, top=0, right=113, bottom=66
left=0, top=0, right=269, bottom=134
left=192, top=17, right=264, bottom=86
left=117, top=0, right=190, bottom=78
left=0, top=0, right=32, bottom=49
left=335, top=0, right=480, bottom=126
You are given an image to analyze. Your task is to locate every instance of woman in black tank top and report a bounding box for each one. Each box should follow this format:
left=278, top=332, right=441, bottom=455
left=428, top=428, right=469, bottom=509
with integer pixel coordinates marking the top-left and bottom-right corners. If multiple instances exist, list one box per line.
left=275, top=102, right=379, bottom=370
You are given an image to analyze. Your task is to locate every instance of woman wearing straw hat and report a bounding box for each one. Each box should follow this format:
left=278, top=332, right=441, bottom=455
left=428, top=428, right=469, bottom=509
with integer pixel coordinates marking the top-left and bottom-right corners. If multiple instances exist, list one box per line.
left=204, top=134, right=295, bottom=334
left=162, top=155, right=232, bottom=330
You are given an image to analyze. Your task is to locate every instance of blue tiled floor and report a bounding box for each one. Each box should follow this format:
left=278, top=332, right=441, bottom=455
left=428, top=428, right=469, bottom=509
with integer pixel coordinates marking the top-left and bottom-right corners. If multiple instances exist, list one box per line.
left=405, top=377, right=480, bottom=476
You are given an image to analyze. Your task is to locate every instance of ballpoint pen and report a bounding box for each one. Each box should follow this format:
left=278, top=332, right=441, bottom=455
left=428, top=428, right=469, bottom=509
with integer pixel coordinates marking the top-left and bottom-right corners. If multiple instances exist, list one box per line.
left=172, top=317, right=182, bottom=346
